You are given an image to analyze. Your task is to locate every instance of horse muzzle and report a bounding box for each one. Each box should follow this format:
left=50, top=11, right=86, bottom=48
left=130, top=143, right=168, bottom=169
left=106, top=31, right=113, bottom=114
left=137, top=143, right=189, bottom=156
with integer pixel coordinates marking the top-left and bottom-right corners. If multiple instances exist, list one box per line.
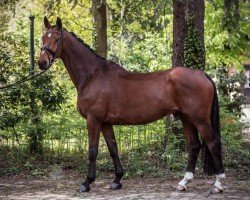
left=38, top=60, right=50, bottom=70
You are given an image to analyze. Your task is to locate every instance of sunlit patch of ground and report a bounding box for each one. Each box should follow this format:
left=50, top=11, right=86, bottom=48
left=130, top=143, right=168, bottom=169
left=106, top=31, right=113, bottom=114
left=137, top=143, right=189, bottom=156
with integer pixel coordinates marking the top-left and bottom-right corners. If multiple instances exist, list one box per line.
left=0, top=172, right=249, bottom=200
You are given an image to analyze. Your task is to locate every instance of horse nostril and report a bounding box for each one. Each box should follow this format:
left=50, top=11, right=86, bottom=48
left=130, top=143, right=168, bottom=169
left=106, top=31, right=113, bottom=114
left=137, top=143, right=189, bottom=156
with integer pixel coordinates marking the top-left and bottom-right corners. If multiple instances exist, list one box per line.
left=42, top=60, right=47, bottom=67
left=38, top=60, right=47, bottom=69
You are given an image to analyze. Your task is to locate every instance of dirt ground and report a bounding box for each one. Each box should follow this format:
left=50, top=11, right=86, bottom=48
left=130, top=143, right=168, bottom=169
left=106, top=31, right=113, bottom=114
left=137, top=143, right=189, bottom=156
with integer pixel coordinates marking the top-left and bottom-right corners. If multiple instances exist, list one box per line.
left=0, top=172, right=249, bottom=200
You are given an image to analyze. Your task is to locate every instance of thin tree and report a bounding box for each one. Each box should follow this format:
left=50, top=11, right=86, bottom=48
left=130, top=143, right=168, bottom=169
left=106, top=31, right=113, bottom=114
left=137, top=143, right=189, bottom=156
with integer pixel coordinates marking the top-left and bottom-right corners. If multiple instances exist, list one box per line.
left=92, top=0, right=108, bottom=58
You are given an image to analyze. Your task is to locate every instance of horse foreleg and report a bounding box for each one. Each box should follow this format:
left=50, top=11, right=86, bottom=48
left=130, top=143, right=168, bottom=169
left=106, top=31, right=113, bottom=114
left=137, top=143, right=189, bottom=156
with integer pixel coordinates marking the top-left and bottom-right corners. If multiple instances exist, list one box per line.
left=102, top=125, right=124, bottom=190
left=177, top=116, right=201, bottom=191
left=78, top=117, right=101, bottom=192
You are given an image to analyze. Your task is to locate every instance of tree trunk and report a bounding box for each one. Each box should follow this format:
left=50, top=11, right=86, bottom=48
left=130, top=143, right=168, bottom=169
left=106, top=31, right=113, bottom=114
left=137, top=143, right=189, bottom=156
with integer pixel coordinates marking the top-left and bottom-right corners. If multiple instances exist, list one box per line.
left=172, top=0, right=187, bottom=67
left=92, top=0, right=108, bottom=58
left=172, top=0, right=205, bottom=69
left=187, top=1, right=205, bottom=47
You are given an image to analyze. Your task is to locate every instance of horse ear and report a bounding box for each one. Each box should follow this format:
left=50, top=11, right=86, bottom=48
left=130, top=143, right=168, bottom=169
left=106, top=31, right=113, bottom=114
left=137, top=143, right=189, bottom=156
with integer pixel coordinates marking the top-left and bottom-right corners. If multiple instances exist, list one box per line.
left=56, top=17, right=62, bottom=30
left=44, top=16, right=51, bottom=30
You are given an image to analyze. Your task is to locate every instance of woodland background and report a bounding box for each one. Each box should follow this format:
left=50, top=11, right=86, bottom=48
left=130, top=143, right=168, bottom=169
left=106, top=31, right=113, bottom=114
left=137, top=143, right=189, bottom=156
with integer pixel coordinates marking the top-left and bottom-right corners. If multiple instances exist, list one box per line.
left=0, top=0, right=249, bottom=178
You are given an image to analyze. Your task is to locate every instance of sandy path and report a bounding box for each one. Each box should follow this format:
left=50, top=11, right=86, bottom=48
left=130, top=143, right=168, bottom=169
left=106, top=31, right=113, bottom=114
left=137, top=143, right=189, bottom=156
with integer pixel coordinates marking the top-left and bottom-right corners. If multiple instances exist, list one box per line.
left=0, top=174, right=249, bottom=200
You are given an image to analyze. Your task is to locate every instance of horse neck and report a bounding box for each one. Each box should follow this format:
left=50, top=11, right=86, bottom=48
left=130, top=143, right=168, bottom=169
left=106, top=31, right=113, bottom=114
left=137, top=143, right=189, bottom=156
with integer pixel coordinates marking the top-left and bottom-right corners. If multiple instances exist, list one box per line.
left=60, top=32, right=104, bottom=91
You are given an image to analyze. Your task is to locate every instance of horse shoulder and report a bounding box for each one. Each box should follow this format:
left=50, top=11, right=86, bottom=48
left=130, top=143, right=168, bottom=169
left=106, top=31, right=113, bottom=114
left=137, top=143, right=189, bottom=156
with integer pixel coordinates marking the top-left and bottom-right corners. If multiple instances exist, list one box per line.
left=76, top=78, right=110, bottom=120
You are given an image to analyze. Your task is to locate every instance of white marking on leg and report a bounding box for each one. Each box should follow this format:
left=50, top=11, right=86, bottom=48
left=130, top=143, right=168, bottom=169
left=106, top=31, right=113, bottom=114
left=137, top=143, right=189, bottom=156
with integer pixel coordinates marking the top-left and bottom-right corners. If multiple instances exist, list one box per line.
left=216, top=173, right=226, bottom=179
left=184, top=172, right=194, bottom=180
left=177, top=172, right=194, bottom=191
left=211, top=173, right=226, bottom=193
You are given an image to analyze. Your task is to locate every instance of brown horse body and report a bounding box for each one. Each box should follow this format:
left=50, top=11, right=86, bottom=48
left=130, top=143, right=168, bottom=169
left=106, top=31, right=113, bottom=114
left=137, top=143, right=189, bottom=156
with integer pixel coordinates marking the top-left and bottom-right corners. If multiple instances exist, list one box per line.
left=76, top=66, right=213, bottom=126
left=38, top=17, right=225, bottom=193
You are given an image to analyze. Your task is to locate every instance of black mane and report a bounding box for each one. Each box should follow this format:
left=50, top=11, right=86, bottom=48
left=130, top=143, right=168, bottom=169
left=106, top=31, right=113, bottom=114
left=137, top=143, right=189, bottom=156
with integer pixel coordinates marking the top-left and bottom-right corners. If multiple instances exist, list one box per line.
left=65, top=29, right=106, bottom=61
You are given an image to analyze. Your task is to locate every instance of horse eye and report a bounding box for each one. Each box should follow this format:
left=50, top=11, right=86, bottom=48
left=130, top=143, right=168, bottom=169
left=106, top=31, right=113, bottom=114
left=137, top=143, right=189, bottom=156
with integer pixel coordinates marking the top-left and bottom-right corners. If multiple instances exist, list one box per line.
left=55, top=38, right=59, bottom=42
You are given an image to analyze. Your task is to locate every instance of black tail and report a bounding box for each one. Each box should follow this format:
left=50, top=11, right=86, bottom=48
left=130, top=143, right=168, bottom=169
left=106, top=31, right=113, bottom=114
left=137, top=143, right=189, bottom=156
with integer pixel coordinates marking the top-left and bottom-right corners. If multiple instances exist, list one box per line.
left=202, top=74, right=221, bottom=175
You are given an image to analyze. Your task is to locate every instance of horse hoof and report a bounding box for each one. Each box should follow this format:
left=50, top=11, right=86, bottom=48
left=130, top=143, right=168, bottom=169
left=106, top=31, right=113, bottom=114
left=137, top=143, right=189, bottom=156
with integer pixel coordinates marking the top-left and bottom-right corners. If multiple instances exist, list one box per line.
left=211, top=186, right=223, bottom=194
left=77, top=185, right=90, bottom=192
left=176, top=184, right=187, bottom=191
left=110, top=182, right=122, bottom=190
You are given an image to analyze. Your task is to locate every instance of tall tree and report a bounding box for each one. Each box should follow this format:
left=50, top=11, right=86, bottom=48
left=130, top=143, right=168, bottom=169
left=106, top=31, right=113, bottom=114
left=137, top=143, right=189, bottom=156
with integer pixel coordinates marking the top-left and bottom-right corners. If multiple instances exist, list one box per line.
left=92, top=0, right=108, bottom=58
left=172, top=0, right=205, bottom=69
left=172, top=0, right=186, bottom=67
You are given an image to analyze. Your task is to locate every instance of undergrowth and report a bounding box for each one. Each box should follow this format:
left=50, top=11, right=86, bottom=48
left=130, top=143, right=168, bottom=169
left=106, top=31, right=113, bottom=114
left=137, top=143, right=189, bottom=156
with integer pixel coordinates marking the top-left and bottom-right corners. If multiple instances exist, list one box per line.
left=0, top=127, right=249, bottom=179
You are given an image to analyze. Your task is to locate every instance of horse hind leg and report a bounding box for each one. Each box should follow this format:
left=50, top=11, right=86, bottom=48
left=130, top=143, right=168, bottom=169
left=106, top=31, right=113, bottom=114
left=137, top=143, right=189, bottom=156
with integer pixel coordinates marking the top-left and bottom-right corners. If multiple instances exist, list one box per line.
left=195, top=122, right=225, bottom=193
left=101, top=125, right=124, bottom=190
left=176, top=116, right=201, bottom=191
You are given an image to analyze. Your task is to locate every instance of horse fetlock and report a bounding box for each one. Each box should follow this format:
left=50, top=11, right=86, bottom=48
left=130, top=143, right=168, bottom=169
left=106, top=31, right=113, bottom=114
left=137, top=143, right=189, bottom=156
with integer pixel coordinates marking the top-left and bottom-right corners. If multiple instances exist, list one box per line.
left=184, top=172, right=194, bottom=180
left=115, top=170, right=124, bottom=178
left=216, top=173, right=226, bottom=179
left=211, top=173, right=226, bottom=194
left=77, top=184, right=91, bottom=193
left=110, top=182, right=122, bottom=190
left=211, top=181, right=223, bottom=194
left=176, top=184, right=187, bottom=191
left=177, top=172, right=194, bottom=191
left=87, top=175, right=95, bottom=183
left=177, top=179, right=189, bottom=191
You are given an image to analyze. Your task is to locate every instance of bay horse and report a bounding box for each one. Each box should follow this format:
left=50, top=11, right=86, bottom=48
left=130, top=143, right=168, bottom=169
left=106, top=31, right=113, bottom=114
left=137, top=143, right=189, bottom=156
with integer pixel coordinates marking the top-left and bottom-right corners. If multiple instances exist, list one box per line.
left=38, top=17, right=225, bottom=194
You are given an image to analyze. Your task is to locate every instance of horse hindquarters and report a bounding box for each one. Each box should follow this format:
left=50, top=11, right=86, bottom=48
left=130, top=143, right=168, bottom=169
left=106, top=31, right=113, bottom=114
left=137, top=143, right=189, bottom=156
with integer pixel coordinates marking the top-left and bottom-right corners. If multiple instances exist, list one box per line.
left=193, top=75, right=225, bottom=193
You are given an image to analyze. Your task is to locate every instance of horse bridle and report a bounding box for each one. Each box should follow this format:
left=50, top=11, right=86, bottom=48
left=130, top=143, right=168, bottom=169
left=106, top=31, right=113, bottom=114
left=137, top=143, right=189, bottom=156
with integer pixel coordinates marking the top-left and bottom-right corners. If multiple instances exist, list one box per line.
left=40, top=29, right=64, bottom=66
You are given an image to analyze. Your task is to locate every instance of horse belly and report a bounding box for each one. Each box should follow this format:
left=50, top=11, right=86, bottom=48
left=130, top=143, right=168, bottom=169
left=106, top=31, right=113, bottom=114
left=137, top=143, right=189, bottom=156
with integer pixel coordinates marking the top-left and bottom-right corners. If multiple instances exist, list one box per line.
left=104, top=101, right=173, bottom=125
left=103, top=73, right=176, bottom=125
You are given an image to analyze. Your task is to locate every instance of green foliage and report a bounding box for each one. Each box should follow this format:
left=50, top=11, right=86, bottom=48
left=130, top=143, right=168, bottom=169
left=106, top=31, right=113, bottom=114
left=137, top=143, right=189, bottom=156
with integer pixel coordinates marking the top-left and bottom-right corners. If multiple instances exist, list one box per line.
left=109, top=32, right=172, bottom=72
left=220, top=104, right=250, bottom=171
left=184, top=15, right=205, bottom=70
left=108, top=0, right=173, bottom=72
left=205, top=1, right=249, bottom=69
left=0, top=11, right=68, bottom=154
left=217, top=67, right=246, bottom=116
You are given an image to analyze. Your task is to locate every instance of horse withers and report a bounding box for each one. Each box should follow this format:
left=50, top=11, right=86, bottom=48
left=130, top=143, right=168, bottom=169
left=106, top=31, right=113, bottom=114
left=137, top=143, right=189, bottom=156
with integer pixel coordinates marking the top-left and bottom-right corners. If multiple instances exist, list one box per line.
left=38, top=17, right=226, bottom=194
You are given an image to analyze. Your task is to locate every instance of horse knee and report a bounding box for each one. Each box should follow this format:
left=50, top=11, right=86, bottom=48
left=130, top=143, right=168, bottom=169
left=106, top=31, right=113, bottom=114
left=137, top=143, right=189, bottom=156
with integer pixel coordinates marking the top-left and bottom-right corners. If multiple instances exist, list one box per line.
left=206, top=139, right=222, bottom=154
left=89, top=147, right=98, bottom=161
left=109, top=146, right=118, bottom=158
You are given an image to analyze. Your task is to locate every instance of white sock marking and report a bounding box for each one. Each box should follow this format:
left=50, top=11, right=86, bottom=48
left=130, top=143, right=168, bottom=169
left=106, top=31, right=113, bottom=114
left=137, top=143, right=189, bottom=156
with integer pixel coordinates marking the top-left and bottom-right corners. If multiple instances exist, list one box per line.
left=178, top=172, right=194, bottom=188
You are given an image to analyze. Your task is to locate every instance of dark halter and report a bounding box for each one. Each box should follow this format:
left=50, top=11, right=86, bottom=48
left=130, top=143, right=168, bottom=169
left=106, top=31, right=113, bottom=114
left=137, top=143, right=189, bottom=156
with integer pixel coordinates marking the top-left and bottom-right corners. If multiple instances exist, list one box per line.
left=40, top=29, right=64, bottom=66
